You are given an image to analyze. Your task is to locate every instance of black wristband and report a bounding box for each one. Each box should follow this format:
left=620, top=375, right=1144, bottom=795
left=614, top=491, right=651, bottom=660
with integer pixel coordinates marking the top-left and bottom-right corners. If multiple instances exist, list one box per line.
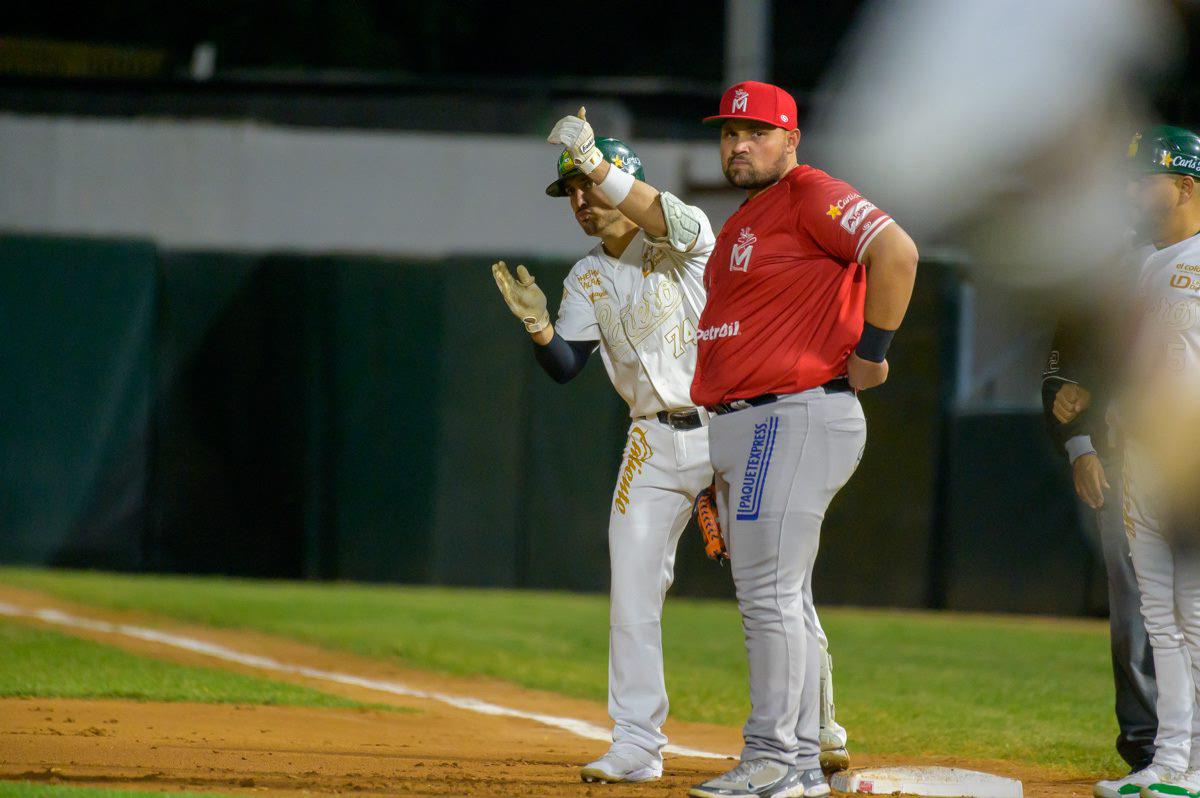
left=855, top=322, right=896, bottom=363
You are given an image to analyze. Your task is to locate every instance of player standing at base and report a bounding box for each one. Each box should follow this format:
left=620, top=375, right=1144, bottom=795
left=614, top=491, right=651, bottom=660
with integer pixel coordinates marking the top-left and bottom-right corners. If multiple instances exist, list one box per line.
left=686, top=81, right=919, bottom=798
left=492, top=114, right=715, bottom=785
left=1092, top=126, right=1200, bottom=798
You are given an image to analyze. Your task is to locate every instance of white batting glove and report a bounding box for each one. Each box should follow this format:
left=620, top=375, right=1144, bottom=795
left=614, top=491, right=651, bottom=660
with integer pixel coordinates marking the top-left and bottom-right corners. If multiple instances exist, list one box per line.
left=491, top=260, right=550, bottom=333
left=547, top=106, right=604, bottom=175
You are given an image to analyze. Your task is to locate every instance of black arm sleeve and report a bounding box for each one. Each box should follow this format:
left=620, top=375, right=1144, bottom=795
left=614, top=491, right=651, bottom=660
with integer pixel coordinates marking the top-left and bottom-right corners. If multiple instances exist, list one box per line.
left=1041, top=376, right=1093, bottom=456
left=1041, top=309, right=1107, bottom=458
left=533, top=333, right=596, bottom=384
left=1041, top=253, right=1144, bottom=459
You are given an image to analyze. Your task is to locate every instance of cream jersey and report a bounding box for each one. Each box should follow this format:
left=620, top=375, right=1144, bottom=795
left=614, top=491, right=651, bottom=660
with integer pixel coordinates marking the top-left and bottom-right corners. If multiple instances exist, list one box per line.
left=554, top=200, right=715, bottom=418
left=1136, top=231, right=1200, bottom=379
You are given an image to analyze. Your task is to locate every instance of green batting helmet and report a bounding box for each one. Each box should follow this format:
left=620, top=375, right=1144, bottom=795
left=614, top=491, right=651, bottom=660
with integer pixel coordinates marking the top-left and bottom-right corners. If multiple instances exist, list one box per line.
left=545, top=137, right=645, bottom=197
left=1127, top=125, right=1200, bottom=179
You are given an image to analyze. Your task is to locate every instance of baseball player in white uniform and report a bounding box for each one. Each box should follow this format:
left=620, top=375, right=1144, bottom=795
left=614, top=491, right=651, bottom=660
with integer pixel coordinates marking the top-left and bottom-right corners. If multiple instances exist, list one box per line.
left=491, top=109, right=850, bottom=784
left=1094, top=125, right=1200, bottom=798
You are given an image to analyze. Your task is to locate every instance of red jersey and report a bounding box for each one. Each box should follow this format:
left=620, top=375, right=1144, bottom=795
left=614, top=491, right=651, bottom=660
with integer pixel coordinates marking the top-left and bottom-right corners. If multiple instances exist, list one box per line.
left=690, top=165, right=893, bottom=406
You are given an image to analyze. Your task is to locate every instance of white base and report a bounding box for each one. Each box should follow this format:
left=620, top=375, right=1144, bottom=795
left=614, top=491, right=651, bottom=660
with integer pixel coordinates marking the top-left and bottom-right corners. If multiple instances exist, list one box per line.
left=830, top=766, right=1022, bottom=798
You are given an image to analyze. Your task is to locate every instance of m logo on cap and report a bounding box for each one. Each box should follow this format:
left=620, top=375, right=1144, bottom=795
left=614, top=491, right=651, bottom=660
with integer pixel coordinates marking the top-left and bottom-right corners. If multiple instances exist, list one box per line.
left=704, top=81, right=798, bottom=132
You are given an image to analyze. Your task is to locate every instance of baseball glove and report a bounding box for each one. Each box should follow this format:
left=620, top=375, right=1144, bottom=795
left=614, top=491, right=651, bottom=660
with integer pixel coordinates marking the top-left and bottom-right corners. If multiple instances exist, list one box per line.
left=694, top=485, right=728, bottom=563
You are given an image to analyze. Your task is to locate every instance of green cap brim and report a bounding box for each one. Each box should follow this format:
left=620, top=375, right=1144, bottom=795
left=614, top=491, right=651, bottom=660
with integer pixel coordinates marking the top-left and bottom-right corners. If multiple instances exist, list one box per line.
left=545, top=168, right=581, bottom=197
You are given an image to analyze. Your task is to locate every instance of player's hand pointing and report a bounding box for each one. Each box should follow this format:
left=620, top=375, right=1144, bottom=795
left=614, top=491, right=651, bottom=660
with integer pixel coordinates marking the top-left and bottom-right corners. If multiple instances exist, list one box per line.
left=548, top=106, right=604, bottom=175
left=491, top=261, right=550, bottom=334
left=1053, top=383, right=1092, bottom=424
left=846, top=352, right=888, bottom=391
left=1073, top=452, right=1110, bottom=509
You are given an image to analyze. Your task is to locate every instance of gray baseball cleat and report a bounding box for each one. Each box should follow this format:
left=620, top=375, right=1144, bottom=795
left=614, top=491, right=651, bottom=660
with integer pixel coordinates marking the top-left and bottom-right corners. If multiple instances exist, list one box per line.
left=580, top=748, right=662, bottom=783
left=689, top=759, right=829, bottom=798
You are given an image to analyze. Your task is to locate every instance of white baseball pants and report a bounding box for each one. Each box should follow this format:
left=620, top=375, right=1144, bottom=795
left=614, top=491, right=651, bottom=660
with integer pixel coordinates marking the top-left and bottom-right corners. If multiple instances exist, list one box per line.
left=606, top=418, right=712, bottom=765
left=1125, top=443, right=1200, bottom=772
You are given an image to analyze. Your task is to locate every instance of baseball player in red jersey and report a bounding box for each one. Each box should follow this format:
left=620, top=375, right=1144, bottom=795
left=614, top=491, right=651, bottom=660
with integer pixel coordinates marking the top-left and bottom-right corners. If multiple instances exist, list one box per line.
left=687, top=82, right=919, bottom=798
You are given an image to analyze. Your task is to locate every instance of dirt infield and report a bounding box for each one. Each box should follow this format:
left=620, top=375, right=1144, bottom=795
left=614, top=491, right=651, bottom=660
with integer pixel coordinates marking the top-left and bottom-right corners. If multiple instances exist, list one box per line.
left=0, top=585, right=1094, bottom=797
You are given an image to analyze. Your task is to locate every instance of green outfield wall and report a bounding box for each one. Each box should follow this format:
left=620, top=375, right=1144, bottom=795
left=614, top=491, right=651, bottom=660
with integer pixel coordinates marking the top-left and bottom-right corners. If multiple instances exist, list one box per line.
left=0, top=234, right=1092, bottom=612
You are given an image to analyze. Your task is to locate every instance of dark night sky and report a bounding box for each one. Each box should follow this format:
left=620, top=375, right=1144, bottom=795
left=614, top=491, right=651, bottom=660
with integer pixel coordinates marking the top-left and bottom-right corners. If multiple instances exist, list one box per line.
left=3, top=0, right=1198, bottom=120
left=0, top=1, right=882, bottom=88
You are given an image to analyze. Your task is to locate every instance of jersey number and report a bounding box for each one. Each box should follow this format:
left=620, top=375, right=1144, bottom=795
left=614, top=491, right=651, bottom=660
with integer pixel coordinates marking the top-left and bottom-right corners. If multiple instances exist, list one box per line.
left=665, top=319, right=697, bottom=358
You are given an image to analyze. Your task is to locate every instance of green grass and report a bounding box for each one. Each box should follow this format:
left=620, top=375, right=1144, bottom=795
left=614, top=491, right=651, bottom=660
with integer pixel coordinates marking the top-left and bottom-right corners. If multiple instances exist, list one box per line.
left=0, top=784, right=233, bottom=798
left=0, top=567, right=1120, bottom=776
left=0, top=617, right=372, bottom=708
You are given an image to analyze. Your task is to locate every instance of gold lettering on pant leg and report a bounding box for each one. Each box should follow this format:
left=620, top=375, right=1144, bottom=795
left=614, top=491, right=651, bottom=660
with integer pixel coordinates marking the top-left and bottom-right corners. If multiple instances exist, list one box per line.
left=614, top=427, right=654, bottom=515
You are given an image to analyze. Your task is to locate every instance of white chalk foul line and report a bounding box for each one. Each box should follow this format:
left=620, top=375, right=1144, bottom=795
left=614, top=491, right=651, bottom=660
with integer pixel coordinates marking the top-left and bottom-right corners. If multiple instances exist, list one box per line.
left=0, top=601, right=732, bottom=761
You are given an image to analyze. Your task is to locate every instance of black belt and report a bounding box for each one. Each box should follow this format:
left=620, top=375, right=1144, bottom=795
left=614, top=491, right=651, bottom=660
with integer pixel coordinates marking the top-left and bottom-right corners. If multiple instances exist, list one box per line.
left=654, top=408, right=706, bottom=430
left=707, top=378, right=853, bottom=416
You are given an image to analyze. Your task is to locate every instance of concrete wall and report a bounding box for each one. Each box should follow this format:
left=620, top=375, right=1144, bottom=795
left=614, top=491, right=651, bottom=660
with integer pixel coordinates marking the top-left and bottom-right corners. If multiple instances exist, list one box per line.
left=0, top=110, right=1051, bottom=408
left=0, top=113, right=739, bottom=259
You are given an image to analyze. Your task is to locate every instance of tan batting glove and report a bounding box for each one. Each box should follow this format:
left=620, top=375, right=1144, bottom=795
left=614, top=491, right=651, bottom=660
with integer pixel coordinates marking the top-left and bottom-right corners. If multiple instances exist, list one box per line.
left=491, top=260, right=550, bottom=333
left=547, top=106, right=604, bottom=175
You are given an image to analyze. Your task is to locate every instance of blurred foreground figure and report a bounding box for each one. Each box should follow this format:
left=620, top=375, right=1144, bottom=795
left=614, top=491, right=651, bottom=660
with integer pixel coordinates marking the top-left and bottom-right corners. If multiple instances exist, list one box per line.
left=1123, top=126, right=1200, bottom=519
left=1091, top=125, right=1200, bottom=798
left=816, top=5, right=1196, bottom=793
left=812, top=0, right=1175, bottom=285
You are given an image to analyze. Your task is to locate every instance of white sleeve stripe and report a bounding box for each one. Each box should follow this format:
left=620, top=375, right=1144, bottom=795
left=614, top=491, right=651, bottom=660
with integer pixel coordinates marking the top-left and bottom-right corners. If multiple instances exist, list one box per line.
left=854, top=215, right=894, bottom=263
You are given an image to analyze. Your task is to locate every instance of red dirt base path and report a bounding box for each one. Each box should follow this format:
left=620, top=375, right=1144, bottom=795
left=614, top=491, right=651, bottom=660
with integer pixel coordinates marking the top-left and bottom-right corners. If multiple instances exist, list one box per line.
left=0, top=585, right=1093, bottom=797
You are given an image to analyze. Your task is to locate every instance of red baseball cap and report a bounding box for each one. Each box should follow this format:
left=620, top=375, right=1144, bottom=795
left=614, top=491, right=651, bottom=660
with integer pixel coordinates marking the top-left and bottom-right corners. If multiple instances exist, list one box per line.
left=703, top=80, right=798, bottom=131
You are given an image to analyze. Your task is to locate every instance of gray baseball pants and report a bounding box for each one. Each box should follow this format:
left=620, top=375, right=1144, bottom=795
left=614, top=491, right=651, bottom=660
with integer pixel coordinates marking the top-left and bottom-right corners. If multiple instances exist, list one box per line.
left=708, top=387, right=866, bottom=769
left=1092, top=449, right=1158, bottom=769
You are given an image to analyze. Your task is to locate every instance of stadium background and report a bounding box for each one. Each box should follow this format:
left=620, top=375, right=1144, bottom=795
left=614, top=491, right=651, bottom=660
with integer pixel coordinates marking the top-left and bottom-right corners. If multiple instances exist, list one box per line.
left=3, top=0, right=1200, bottom=616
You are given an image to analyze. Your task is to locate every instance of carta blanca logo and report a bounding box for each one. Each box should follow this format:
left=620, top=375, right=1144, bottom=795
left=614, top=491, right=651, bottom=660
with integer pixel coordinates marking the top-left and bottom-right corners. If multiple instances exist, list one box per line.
left=1162, top=152, right=1200, bottom=171
left=736, top=416, right=779, bottom=521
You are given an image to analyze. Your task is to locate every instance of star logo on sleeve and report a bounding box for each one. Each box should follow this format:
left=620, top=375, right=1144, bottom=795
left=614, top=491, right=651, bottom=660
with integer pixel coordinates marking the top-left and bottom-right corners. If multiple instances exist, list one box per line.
left=826, top=204, right=842, bottom=220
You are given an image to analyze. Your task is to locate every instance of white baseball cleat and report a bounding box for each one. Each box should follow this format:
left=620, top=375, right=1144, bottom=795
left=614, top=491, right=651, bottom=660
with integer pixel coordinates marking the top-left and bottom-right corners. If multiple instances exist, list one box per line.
left=1094, top=765, right=1175, bottom=798
left=1141, top=768, right=1200, bottom=798
left=580, top=749, right=662, bottom=783
left=819, top=721, right=849, bottom=773
left=818, top=647, right=849, bottom=774
left=818, top=747, right=850, bottom=774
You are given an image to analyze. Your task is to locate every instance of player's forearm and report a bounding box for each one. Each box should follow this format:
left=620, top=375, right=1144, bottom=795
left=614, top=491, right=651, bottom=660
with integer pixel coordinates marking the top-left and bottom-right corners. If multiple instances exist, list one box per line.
left=861, top=225, right=919, bottom=329
left=530, top=323, right=554, bottom=346
left=588, top=160, right=669, bottom=239
left=532, top=332, right=593, bottom=384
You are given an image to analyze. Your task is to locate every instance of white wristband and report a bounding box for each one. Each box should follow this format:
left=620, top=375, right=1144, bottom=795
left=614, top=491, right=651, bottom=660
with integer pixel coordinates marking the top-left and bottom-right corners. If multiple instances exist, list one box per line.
left=596, top=165, right=635, bottom=206
left=1065, top=435, right=1097, bottom=464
